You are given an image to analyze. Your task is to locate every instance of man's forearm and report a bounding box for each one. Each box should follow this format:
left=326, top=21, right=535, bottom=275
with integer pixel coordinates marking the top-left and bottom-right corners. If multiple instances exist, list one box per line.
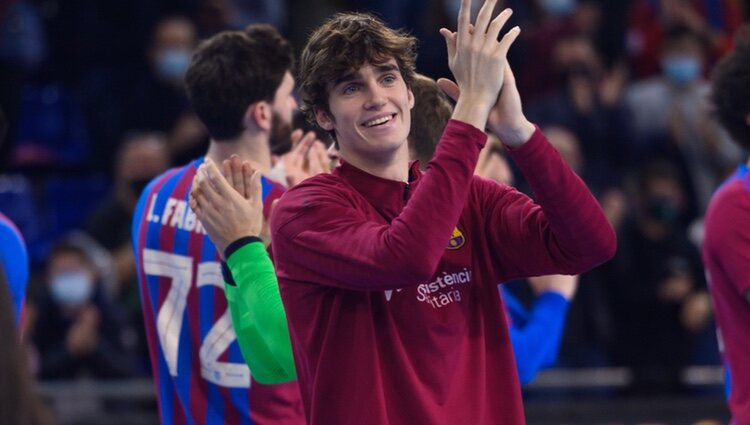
left=223, top=239, right=297, bottom=384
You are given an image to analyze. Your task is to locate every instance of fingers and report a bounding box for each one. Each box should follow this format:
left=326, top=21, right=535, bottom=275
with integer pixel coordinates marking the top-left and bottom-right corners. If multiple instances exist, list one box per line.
left=485, top=8, right=512, bottom=47
left=312, top=141, right=330, bottom=173
left=196, top=159, right=236, bottom=213
left=437, top=78, right=460, bottom=102
left=297, top=131, right=316, bottom=154
left=290, top=129, right=304, bottom=149
left=249, top=169, right=262, bottom=207
left=473, top=0, right=498, bottom=44
left=189, top=175, right=202, bottom=213
left=439, top=28, right=457, bottom=62
left=456, top=0, right=472, bottom=44
left=496, top=25, right=521, bottom=57
left=242, top=161, right=258, bottom=200
left=191, top=172, right=222, bottom=227
left=288, top=130, right=316, bottom=169
left=223, top=158, right=234, bottom=190
left=205, top=159, right=229, bottom=195
left=229, top=155, right=245, bottom=197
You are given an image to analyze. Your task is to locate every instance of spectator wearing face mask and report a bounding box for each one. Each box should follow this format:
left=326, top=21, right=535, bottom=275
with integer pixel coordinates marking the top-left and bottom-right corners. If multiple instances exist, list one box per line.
left=125, top=15, right=208, bottom=166
left=626, top=25, right=743, bottom=213
left=627, top=0, right=746, bottom=80
left=608, top=161, right=713, bottom=395
left=29, top=240, right=137, bottom=380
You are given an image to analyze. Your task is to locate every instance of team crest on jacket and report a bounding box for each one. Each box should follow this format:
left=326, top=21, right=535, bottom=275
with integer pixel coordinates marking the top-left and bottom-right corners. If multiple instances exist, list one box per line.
left=447, top=227, right=465, bottom=250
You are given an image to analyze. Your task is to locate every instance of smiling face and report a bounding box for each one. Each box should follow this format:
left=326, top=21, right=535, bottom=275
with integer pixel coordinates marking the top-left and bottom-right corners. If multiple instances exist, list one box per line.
left=315, top=59, right=414, bottom=167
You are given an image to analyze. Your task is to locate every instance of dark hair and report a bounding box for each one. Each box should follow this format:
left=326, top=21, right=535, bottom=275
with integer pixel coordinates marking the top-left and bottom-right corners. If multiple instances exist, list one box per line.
left=0, top=267, right=55, bottom=425
left=185, top=24, right=293, bottom=140
left=408, top=74, right=453, bottom=169
left=711, top=25, right=750, bottom=149
left=662, top=25, right=709, bottom=53
left=298, top=13, right=417, bottom=128
left=48, top=241, right=94, bottom=270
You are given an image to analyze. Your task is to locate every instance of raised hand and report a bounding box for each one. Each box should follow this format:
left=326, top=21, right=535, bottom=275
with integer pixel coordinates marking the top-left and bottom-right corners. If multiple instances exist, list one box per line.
left=222, top=154, right=255, bottom=199
left=282, top=129, right=330, bottom=187
left=189, top=158, right=264, bottom=256
left=438, top=0, right=535, bottom=147
left=439, top=0, right=519, bottom=131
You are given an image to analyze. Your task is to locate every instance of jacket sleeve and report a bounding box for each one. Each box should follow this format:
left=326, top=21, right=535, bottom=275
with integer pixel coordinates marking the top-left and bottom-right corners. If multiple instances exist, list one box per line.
left=224, top=241, right=297, bottom=384
left=272, top=120, right=487, bottom=290
left=479, top=128, right=617, bottom=281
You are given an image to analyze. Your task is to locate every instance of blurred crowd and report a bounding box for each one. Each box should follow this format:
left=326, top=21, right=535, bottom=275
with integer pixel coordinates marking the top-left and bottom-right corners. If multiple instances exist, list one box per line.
left=0, top=0, right=748, bottom=399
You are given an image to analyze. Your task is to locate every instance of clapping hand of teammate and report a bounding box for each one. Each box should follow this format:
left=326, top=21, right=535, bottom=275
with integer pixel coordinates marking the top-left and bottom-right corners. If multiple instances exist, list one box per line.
left=438, top=0, right=535, bottom=147
left=189, top=157, right=264, bottom=257
left=281, top=129, right=330, bottom=187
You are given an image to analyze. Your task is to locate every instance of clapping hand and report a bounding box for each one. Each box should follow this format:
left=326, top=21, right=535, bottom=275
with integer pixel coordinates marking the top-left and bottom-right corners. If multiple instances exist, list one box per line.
left=189, top=158, right=264, bottom=256
left=438, top=0, right=535, bottom=147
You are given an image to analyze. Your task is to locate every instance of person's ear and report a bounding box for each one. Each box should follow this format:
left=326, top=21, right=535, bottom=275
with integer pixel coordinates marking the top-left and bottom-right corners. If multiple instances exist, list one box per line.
left=245, top=101, right=272, bottom=131
left=314, top=107, right=335, bottom=131
left=407, top=87, right=415, bottom=109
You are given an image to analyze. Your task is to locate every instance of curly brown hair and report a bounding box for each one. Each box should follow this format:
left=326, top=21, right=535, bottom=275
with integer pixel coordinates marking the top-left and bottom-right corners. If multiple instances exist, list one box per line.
left=711, top=25, right=750, bottom=150
left=185, top=24, right=293, bottom=141
left=297, top=13, right=418, bottom=129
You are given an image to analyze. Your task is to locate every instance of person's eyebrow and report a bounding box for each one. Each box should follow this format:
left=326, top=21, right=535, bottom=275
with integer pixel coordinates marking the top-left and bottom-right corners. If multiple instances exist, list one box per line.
left=373, top=63, right=399, bottom=74
left=332, top=63, right=400, bottom=88
left=333, top=71, right=359, bottom=88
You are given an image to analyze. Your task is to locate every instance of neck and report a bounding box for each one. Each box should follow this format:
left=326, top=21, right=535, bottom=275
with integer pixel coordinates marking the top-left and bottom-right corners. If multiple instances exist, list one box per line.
left=205, top=132, right=272, bottom=175
left=341, top=142, right=410, bottom=182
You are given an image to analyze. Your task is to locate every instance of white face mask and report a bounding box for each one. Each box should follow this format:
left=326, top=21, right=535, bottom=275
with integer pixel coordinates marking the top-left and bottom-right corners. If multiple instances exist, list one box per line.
left=50, top=270, right=94, bottom=307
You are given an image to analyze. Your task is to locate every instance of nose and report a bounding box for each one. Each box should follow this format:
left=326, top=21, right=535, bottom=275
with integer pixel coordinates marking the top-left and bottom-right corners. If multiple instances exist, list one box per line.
left=363, top=82, right=386, bottom=110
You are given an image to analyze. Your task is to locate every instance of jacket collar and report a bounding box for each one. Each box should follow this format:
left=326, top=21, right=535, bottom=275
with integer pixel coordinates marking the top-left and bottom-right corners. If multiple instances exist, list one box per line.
left=334, top=159, right=422, bottom=208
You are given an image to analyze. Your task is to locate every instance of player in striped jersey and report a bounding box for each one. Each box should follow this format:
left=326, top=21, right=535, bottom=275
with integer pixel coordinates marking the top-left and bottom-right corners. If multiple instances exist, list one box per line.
left=703, top=26, right=750, bottom=424
left=132, top=25, right=305, bottom=425
left=0, top=211, right=28, bottom=328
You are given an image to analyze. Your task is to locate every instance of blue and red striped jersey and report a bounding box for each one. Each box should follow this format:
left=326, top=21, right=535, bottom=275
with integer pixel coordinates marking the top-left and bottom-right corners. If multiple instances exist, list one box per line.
left=132, top=157, right=304, bottom=425
left=0, top=211, right=28, bottom=327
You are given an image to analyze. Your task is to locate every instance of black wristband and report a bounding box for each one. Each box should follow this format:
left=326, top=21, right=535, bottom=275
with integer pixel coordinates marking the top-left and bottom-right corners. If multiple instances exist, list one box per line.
left=224, top=236, right=263, bottom=260
left=221, top=261, right=237, bottom=286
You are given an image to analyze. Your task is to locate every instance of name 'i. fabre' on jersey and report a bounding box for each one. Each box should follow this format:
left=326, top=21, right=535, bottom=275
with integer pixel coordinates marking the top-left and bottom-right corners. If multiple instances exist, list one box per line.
left=143, top=194, right=207, bottom=234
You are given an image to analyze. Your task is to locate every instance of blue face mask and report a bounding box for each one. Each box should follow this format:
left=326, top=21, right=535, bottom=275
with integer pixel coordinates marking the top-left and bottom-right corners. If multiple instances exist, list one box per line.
left=539, top=0, right=577, bottom=16
left=51, top=271, right=94, bottom=307
left=156, top=48, right=190, bottom=82
left=662, top=55, right=701, bottom=85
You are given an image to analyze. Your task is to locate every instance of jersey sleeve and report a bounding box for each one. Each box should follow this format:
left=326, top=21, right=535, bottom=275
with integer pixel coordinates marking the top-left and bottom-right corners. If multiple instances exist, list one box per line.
left=224, top=240, right=297, bottom=384
left=705, top=193, right=750, bottom=297
left=506, top=290, right=569, bottom=384
left=0, top=215, right=29, bottom=326
left=478, top=128, right=616, bottom=281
